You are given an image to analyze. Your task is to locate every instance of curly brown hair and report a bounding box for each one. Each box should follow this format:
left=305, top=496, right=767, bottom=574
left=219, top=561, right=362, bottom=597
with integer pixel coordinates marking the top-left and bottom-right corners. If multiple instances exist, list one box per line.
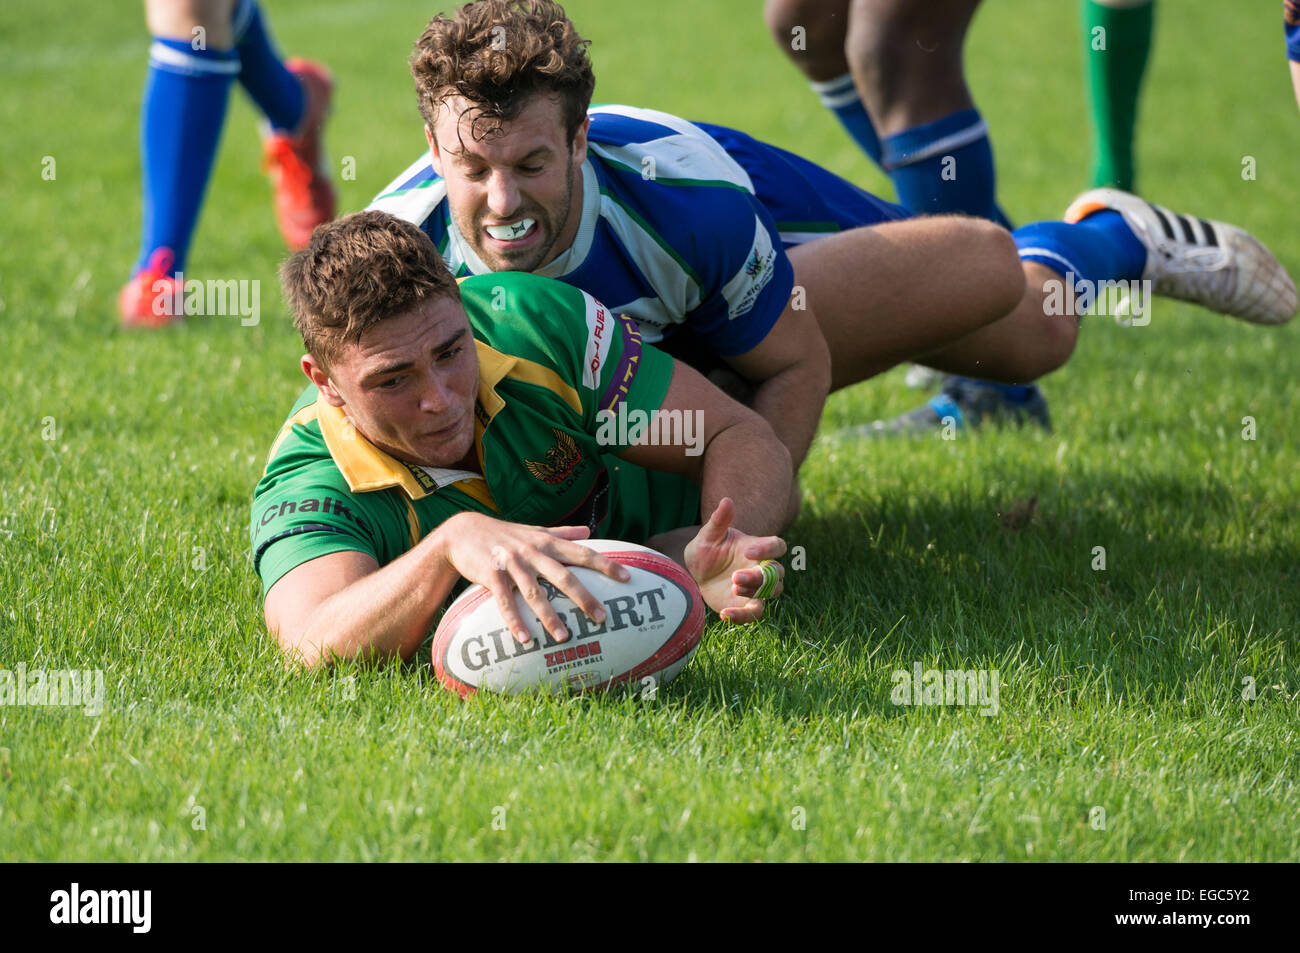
left=280, top=211, right=461, bottom=369
left=411, top=0, right=595, bottom=145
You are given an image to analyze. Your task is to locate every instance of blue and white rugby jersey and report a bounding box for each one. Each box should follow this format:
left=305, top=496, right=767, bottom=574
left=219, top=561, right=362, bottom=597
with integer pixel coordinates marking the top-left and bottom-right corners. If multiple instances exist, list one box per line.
left=369, top=104, right=906, bottom=357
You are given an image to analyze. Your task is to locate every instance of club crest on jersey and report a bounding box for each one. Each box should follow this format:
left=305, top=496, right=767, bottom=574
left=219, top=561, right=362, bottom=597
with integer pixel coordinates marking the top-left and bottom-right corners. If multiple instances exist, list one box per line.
left=526, top=429, right=582, bottom=485
left=723, top=216, right=777, bottom=320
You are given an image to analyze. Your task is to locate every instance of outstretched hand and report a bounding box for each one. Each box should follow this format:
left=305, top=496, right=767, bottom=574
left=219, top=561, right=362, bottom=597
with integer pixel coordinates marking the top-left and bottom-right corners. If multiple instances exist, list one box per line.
left=683, top=497, right=786, bottom=623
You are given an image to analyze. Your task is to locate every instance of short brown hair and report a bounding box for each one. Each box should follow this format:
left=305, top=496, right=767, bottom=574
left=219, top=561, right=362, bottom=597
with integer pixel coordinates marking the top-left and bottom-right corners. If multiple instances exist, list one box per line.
left=280, top=210, right=461, bottom=368
left=411, top=0, right=595, bottom=145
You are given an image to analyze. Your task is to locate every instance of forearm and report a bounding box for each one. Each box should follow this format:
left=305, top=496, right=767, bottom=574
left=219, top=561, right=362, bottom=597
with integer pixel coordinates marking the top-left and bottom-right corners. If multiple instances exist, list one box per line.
left=748, top=355, right=828, bottom=471
left=1291, top=61, right=1300, bottom=114
left=290, top=530, right=459, bottom=667
left=701, top=416, right=792, bottom=536
left=646, top=415, right=791, bottom=565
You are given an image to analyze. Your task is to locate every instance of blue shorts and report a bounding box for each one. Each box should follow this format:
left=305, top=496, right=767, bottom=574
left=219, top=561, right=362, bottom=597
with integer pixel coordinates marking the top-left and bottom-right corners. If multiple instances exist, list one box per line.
left=693, top=121, right=911, bottom=248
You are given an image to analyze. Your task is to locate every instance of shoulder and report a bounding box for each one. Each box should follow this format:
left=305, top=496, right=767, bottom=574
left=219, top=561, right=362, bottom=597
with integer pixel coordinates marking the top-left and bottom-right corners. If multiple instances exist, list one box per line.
left=587, top=107, right=774, bottom=280
left=459, top=273, right=619, bottom=405
left=587, top=105, right=754, bottom=193
left=460, top=272, right=594, bottom=358
left=366, top=152, right=448, bottom=231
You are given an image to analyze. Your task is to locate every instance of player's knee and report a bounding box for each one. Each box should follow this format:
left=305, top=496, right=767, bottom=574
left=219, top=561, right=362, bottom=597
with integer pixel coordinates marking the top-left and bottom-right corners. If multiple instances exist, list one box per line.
left=1038, top=310, right=1078, bottom=376
left=764, top=0, right=807, bottom=42
left=765, top=0, right=850, bottom=76
left=957, top=218, right=1024, bottom=321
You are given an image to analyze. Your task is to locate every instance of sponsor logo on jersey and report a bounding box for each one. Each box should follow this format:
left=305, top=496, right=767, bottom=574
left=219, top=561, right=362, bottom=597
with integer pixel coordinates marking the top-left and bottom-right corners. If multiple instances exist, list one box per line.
left=525, top=429, right=583, bottom=485
left=722, top=216, right=777, bottom=320
left=254, top=495, right=369, bottom=536
left=581, top=292, right=614, bottom=390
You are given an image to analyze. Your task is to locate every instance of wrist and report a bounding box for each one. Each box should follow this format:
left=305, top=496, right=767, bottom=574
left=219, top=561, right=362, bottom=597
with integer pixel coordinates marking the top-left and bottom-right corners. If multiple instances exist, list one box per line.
left=425, top=511, right=481, bottom=574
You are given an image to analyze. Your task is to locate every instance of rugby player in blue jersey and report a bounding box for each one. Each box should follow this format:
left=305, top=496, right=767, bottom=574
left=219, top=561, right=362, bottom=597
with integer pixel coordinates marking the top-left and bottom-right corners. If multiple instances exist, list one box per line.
left=370, top=0, right=1295, bottom=504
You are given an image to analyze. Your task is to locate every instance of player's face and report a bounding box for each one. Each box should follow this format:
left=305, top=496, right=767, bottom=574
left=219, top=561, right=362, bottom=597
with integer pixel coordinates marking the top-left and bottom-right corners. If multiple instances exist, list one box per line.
left=429, top=95, right=587, bottom=274
left=314, top=297, right=480, bottom=470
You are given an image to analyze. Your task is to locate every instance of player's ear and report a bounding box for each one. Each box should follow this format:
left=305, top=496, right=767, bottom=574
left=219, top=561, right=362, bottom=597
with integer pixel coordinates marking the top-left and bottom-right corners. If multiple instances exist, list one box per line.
left=570, top=115, right=590, bottom=161
left=425, top=124, right=443, bottom=176
left=302, top=354, right=345, bottom=407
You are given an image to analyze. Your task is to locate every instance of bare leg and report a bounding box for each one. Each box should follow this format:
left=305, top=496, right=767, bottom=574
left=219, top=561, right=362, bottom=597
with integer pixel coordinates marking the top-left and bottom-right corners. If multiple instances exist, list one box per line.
left=787, top=215, right=1030, bottom=392
left=846, top=0, right=983, bottom=137
left=764, top=0, right=853, bottom=82
left=145, top=0, right=236, bottom=45
left=918, top=264, right=1079, bottom=383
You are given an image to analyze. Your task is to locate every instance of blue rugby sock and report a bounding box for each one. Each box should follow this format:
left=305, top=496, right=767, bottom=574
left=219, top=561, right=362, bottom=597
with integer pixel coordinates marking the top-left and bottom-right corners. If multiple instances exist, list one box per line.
left=1013, top=210, right=1147, bottom=288
left=233, top=0, right=304, bottom=134
left=881, top=108, right=1012, bottom=228
left=809, top=74, right=883, bottom=167
left=135, top=39, right=239, bottom=275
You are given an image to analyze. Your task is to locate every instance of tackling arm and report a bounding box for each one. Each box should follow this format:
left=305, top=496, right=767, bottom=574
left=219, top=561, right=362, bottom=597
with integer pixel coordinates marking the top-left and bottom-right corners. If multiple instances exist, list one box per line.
left=620, top=357, right=792, bottom=621
left=724, top=294, right=832, bottom=474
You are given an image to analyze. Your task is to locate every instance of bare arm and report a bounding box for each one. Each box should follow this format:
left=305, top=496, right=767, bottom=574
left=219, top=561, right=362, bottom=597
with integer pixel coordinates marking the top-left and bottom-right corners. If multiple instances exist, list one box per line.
left=618, top=356, right=793, bottom=547
left=619, top=358, right=791, bottom=621
left=723, top=296, right=832, bottom=471
left=264, top=513, right=630, bottom=668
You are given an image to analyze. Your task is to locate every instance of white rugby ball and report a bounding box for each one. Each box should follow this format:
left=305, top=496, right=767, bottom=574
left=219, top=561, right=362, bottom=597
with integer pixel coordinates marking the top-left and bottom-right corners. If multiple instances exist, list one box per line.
left=432, top=539, right=705, bottom=697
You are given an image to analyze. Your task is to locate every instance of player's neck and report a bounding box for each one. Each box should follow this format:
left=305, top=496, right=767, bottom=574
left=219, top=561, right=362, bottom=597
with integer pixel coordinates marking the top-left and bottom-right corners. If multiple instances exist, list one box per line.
left=538, top=157, right=585, bottom=270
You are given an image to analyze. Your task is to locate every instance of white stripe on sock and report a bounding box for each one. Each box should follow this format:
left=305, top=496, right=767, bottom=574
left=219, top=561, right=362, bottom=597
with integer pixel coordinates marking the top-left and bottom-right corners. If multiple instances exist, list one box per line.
left=1016, top=246, right=1083, bottom=278
left=808, top=72, right=856, bottom=94
left=818, top=88, right=863, bottom=109
left=883, top=119, right=989, bottom=170
left=149, top=41, right=241, bottom=76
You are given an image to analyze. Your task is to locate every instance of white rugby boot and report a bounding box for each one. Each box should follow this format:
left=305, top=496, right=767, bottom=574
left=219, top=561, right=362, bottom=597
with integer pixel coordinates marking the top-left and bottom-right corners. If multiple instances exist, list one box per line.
left=1064, top=188, right=1297, bottom=325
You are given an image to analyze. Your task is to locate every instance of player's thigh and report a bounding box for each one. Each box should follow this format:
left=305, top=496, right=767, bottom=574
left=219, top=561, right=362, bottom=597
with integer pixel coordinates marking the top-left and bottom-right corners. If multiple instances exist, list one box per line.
left=145, top=0, right=239, bottom=45
left=787, top=215, right=1024, bottom=388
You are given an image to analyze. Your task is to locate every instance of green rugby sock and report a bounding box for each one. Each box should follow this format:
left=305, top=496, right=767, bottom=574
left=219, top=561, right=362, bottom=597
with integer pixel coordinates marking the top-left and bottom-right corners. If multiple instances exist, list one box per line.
left=1081, top=0, right=1155, bottom=192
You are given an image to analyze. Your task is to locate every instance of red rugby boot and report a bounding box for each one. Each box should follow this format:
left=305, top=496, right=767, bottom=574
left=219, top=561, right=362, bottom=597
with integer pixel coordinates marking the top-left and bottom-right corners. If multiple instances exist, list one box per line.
left=263, top=58, right=337, bottom=250
left=118, top=247, right=183, bottom=329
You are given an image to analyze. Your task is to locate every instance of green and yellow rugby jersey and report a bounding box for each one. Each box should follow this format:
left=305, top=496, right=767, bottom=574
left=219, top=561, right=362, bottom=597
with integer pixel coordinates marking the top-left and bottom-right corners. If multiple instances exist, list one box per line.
left=251, top=272, right=700, bottom=595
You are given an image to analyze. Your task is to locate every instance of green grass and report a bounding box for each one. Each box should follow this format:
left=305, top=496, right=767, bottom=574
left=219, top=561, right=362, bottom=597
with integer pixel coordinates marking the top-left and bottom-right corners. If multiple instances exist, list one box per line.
left=1, top=0, right=1297, bottom=861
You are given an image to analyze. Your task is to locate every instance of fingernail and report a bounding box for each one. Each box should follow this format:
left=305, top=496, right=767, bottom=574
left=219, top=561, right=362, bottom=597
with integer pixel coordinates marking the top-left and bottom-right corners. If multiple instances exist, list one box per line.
left=619, top=569, right=631, bottom=581
left=552, top=627, right=568, bottom=643
left=593, top=608, right=606, bottom=623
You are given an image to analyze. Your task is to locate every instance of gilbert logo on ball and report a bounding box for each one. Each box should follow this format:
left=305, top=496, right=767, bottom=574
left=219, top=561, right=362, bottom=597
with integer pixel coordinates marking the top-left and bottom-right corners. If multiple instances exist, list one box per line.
left=432, top=540, right=705, bottom=696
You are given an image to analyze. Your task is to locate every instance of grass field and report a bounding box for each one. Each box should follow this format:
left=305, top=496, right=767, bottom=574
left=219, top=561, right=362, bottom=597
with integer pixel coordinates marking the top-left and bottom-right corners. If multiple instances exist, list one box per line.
left=1, top=0, right=1298, bottom=862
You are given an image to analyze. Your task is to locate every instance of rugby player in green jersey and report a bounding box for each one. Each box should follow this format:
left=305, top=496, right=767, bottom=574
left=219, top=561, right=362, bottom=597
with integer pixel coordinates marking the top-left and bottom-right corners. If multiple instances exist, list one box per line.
left=252, top=211, right=791, bottom=667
